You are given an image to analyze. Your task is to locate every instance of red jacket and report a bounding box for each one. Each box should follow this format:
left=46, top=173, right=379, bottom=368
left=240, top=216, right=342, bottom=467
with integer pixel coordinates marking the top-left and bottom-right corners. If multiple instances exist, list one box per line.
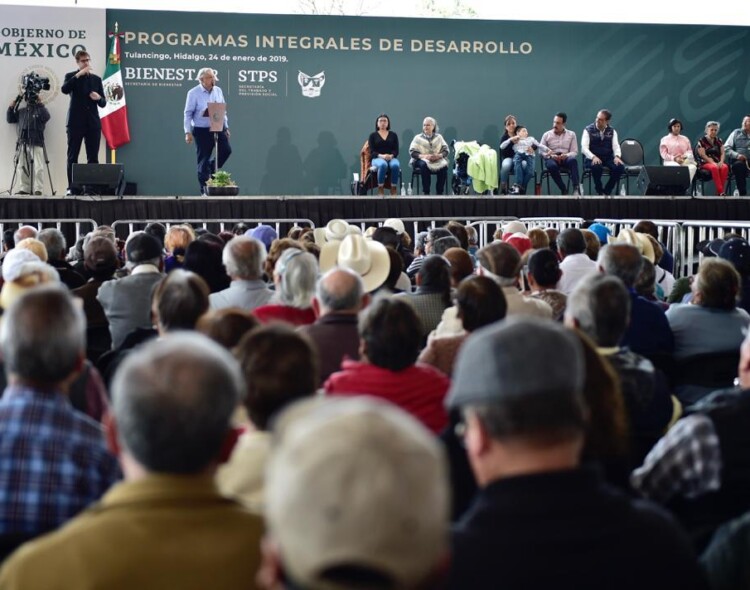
left=324, top=360, right=450, bottom=434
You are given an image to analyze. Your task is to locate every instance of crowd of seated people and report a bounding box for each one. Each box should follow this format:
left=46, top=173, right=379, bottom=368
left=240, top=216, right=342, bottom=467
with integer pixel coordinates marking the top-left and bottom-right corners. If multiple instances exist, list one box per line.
left=2, top=215, right=750, bottom=588
left=363, top=111, right=750, bottom=197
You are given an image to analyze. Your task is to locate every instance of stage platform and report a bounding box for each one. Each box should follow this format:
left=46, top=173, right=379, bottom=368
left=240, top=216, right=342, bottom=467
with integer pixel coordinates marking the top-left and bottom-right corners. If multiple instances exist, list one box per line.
left=1, top=195, right=749, bottom=229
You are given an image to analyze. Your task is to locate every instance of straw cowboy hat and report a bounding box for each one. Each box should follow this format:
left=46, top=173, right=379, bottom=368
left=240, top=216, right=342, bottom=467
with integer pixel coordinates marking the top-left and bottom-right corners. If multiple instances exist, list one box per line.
left=319, top=234, right=391, bottom=292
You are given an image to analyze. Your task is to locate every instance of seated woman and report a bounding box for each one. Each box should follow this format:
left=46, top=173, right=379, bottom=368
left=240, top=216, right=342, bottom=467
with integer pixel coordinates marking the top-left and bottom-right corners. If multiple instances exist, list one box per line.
left=253, top=247, right=317, bottom=326
left=368, top=113, right=400, bottom=196
left=660, top=118, right=697, bottom=183
left=409, top=116, right=449, bottom=195
left=498, top=114, right=517, bottom=195
left=695, top=120, right=729, bottom=196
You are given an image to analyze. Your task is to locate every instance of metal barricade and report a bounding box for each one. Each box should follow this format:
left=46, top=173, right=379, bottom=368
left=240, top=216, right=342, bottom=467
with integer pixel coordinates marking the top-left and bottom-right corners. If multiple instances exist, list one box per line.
left=111, top=218, right=316, bottom=239
left=345, top=216, right=520, bottom=250
left=0, top=218, right=98, bottom=248
left=678, top=221, right=750, bottom=278
left=519, top=217, right=585, bottom=230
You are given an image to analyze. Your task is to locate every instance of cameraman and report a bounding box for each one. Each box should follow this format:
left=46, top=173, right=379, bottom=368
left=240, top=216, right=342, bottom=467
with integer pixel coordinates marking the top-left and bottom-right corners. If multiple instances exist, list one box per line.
left=6, top=91, right=50, bottom=195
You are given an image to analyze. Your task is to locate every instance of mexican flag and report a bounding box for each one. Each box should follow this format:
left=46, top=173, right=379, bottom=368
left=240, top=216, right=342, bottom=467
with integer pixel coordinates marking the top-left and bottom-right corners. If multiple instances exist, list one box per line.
left=99, top=25, right=130, bottom=150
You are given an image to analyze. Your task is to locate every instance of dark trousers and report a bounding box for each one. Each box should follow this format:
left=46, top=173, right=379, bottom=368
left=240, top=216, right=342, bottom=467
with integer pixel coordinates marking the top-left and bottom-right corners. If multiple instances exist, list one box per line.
left=413, top=159, right=447, bottom=195
left=731, top=159, right=748, bottom=195
left=545, top=156, right=580, bottom=192
left=587, top=157, right=625, bottom=195
left=193, top=126, right=232, bottom=192
left=66, top=125, right=101, bottom=189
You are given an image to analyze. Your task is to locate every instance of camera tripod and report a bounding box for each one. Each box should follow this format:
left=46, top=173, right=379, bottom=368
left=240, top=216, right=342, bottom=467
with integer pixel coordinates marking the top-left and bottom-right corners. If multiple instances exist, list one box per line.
left=4, top=96, right=55, bottom=196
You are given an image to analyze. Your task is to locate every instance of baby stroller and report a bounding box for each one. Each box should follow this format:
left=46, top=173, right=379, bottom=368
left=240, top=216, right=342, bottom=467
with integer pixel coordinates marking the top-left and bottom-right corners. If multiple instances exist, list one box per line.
left=451, top=140, right=472, bottom=195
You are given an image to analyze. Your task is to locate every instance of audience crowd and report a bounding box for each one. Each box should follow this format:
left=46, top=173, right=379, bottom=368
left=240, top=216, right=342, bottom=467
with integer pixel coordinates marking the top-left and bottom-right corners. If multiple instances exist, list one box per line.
left=0, top=214, right=749, bottom=589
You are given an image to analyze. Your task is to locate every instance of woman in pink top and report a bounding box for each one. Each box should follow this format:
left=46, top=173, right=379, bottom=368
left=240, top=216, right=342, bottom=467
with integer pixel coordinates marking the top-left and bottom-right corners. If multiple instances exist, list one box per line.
left=659, top=118, right=696, bottom=183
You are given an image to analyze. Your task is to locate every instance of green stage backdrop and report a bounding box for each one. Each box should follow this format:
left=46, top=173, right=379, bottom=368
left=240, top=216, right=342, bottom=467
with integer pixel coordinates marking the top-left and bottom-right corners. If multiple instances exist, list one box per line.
left=107, top=9, right=750, bottom=195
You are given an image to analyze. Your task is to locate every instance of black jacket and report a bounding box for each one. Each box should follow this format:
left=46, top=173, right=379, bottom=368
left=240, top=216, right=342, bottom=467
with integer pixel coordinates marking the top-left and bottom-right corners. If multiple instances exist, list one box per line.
left=61, top=70, right=106, bottom=130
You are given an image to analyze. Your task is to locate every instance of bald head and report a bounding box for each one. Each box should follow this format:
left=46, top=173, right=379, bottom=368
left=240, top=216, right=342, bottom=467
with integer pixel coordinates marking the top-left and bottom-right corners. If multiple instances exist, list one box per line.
left=13, top=225, right=37, bottom=247
left=315, top=267, right=366, bottom=314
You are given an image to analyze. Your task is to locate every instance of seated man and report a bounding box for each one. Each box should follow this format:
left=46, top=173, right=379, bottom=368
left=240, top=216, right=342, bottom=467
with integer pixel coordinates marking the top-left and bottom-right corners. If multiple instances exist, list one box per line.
left=631, top=330, right=750, bottom=545
left=598, top=243, right=674, bottom=358
left=565, top=274, right=674, bottom=465
left=446, top=317, right=707, bottom=590
left=298, top=267, right=368, bottom=385
left=582, top=109, right=626, bottom=196
left=0, top=287, right=119, bottom=556
left=0, top=333, right=264, bottom=589
left=97, top=232, right=164, bottom=349
left=209, top=236, right=273, bottom=311
left=724, top=115, right=750, bottom=196
left=261, top=397, right=449, bottom=590
left=541, top=111, right=581, bottom=195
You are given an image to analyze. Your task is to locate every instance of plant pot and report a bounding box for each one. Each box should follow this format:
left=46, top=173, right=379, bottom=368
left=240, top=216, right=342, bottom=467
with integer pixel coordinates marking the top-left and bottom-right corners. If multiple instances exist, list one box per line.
left=205, top=185, right=239, bottom=196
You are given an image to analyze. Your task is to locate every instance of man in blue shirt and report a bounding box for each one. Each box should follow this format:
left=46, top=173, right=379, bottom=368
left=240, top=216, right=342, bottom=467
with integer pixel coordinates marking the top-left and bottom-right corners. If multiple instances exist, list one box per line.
left=183, top=67, right=231, bottom=195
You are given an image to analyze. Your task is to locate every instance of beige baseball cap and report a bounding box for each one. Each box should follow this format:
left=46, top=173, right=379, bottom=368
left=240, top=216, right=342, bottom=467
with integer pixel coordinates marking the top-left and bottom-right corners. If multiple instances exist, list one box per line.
left=265, top=397, right=450, bottom=590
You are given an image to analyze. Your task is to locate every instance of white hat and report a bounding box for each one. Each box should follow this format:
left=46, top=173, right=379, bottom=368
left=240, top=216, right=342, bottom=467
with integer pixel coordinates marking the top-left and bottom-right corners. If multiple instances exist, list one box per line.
left=325, top=219, right=351, bottom=242
left=383, top=218, right=406, bottom=235
left=501, top=220, right=527, bottom=237
left=2, top=248, right=41, bottom=282
left=265, top=397, right=449, bottom=590
left=319, top=234, right=391, bottom=292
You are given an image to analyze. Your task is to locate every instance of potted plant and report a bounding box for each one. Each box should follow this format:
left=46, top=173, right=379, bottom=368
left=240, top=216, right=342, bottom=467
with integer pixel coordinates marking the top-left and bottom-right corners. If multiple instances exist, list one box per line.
left=205, top=170, right=239, bottom=196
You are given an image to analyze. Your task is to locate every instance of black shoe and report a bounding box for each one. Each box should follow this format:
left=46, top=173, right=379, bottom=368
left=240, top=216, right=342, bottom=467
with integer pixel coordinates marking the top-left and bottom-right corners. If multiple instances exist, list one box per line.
left=15, top=190, right=30, bottom=195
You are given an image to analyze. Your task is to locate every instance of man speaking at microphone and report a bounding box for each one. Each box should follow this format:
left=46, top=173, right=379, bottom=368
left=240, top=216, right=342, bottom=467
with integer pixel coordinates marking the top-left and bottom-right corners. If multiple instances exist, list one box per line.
left=183, top=68, right=231, bottom=195
left=61, top=50, right=106, bottom=196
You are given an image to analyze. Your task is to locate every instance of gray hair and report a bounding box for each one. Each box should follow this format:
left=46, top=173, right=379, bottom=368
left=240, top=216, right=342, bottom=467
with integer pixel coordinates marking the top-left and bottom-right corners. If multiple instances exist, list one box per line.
left=423, top=116, right=439, bottom=133
left=0, top=286, right=85, bottom=384
left=111, top=333, right=244, bottom=474
left=565, top=274, right=631, bottom=347
left=315, top=267, right=364, bottom=312
left=37, top=228, right=66, bottom=261
left=597, top=243, right=643, bottom=288
left=13, top=225, right=37, bottom=246
left=432, top=235, right=460, bottom=256
left=705, top=120, right=720, bottom=133
left=197, top=67, right=218, bottom=82
left=275, top=248, right=318, bottom=308
left=222, top=236, right=265, bottom=280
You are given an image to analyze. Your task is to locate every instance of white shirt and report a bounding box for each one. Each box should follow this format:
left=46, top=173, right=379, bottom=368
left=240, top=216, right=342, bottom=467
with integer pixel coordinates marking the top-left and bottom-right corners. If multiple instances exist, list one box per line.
left=581, top=127, right=621, bottom=160
left=557, top=253, right=598, bottom=295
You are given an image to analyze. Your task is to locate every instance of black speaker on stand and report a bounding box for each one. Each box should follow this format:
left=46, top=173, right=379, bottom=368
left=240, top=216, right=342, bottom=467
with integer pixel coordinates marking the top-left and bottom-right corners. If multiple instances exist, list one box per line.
left=634, top=166, right=691, bottom=196
left=72, top=164, right=125, bottom=197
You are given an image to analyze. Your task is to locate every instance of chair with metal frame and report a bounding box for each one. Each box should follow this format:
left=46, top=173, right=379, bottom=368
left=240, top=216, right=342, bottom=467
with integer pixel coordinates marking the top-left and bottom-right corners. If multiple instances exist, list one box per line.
left=620, top=138, right=645, bottom=194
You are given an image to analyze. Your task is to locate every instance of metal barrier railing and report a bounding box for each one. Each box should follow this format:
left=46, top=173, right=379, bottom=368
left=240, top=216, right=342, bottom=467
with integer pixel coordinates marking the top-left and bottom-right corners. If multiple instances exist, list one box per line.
left=519, top=217, right=585, bottom=230
left=678, top=221, right=750, bottom=278
left=111, top=218, right=316, bottom=239
left=0, top=218, right=98, bottom=246
left=594, top=219, right=683, bottom=277
left=345, top=216, right=520, bottom=251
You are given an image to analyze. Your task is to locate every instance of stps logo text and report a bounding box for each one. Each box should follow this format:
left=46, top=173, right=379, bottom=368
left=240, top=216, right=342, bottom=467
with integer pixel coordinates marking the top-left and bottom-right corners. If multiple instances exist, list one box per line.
left=238, top=70, right=278, bottom=83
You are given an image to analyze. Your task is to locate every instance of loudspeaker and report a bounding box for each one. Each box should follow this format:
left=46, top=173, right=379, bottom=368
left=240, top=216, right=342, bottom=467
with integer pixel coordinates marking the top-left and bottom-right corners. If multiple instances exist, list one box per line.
left=72, top=164, right=125, bottom=196
left=634, top=166, right=690, bottom=196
